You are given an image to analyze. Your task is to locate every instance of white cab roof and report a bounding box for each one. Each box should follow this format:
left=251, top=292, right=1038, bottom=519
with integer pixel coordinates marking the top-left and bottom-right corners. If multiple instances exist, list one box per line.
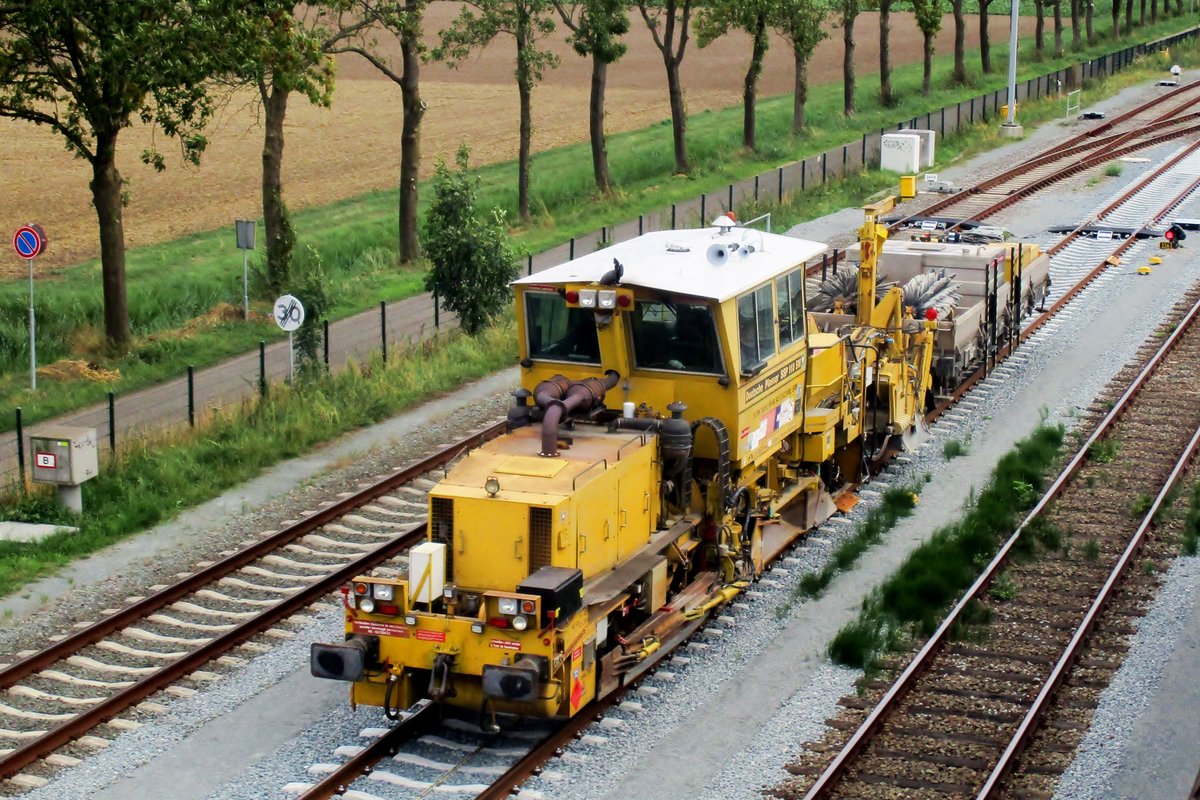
left=514, top=227, right=829, bottom=303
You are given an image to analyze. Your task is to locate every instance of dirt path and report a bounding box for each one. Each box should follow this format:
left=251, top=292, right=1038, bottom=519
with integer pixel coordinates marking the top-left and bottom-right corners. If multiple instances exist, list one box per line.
left=0, top=8, right=1035, bottom=273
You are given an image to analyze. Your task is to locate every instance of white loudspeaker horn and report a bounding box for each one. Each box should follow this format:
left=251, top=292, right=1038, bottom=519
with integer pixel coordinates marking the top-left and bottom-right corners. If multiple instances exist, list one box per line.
left=706, top=243, right=730, bottom=265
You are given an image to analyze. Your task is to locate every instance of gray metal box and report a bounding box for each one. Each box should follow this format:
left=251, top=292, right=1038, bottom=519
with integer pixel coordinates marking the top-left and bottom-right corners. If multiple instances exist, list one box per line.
left=30, top=426, right=98, bottom=486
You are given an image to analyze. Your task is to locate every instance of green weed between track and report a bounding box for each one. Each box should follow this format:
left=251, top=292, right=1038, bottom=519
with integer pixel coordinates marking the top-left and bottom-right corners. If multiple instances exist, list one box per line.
left=0, top=320, right=515, bottom=599
left=827, top=423, right=1064, bottom=672
left=1, top=19, right=1198, bottom=428
left=1183, top=479, right=1200, bottom=556
left=776, top=481, right=927, bottom=620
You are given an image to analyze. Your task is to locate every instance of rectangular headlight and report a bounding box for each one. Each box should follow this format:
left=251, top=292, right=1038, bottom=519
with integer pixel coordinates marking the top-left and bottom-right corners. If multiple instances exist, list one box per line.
left=578, top=289, right=597, bottom=308
left=598, top=290, right=617, bottom=309
left=497, top=597, right=519, bottom=615
left=373, top=584, right=394, bottom=601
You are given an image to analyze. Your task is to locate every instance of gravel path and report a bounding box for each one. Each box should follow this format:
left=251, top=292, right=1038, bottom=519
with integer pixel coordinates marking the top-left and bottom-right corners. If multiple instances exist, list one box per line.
left=5, top=78, right=1200, bottom=800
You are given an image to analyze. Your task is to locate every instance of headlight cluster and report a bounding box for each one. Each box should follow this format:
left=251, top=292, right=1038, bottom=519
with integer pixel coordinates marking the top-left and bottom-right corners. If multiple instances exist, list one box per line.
left=488, top=596, right=537, bottom=632
left=349, top=581, right=400, bottom=615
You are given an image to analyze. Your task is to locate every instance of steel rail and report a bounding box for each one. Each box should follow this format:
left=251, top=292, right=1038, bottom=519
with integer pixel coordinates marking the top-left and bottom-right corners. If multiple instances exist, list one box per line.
left=802, top=273, right=1200, bottom=800
left=296, top=699, right=439, bottom=799
left=0, top=523, right=430, bottom=779
left=0, top=420, right=506, bottom=694
left=803, top=80, right=1200, bottom=278
left=978, top=420, right=1200, bottom=797
left=0, top=421, right=507, bottom=780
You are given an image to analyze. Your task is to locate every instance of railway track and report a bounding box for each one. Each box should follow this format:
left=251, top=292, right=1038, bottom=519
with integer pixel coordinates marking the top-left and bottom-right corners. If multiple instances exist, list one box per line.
left=6, top=79, right=1200, bottom=800
left=0, top=422, right=505, bottom=792
left=781, top=287, right=1200, bottom=798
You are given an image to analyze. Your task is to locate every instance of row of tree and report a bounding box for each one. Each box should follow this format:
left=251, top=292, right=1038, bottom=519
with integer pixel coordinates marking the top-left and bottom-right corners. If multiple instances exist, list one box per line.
left=0, top=0, right=1178, bottom=351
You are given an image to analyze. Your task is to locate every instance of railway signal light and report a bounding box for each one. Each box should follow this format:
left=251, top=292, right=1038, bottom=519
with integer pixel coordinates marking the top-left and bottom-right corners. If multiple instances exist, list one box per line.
left=1164, top=224, right=1187, bottom=248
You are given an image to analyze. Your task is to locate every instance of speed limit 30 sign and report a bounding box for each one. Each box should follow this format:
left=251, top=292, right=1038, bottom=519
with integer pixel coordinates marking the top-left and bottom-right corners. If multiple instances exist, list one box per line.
left=273, top=294, right=306, bottom=332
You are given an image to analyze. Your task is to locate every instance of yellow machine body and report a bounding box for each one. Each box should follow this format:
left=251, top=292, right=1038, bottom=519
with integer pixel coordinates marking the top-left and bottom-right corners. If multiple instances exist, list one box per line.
left=315, top=207, right=940, bottom=723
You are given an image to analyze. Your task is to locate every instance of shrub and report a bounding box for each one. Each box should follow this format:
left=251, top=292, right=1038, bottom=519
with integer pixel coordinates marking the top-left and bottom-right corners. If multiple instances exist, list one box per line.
left=424, top=145, right=521, bottom=335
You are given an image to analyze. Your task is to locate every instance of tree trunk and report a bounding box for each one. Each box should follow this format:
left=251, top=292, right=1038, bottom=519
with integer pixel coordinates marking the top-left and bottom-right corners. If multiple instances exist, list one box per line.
left=588, top=52, right=613, bottom=192
left=743, top=12, right=767, bottom=149
left=517, top=75, right=532, bottom=222
left=952, top=0, right=967, bottom=83
left=1071, top=0, right=1081, bottom=48
left=1124, top=0, right=1133, bottom=34
left=1037, top=0, right=1046, bottom=54
left=1149, top=0, right=1157, bottom=21
left=1176, top=0, right=1182, bottom=16
left=1054, top=0, right=1063, bottom=57
left=922, top=30, right=934, bottom=94
left=1139, top=0, right=1145, bottom=24
left=665, top=59, right=689, bottom=173
left=843, top=10, right=856, bottom=114
left=792, top=47, right=809, bottom=132
left=1111, top=0, right=1119, bottom=38
left=90, top=130, right=131, bottom=350
left=980, top=1, right=993, bottom=73
left=879, top=0, right=893, bottom=106
left=398, top=13, right=423, bottom=263
left=261, top=79, right=290, bottom=295
left=1086, top=0, right=1094, bottom=43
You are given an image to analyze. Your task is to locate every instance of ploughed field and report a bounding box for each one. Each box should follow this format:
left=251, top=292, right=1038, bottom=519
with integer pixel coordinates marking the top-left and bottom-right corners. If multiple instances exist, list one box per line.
left=0, top=5, right=1032, bottom=275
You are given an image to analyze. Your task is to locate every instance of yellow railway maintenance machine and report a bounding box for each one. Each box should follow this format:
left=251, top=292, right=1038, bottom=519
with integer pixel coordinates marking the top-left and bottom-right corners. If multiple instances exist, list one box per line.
left=311, top=204, right=936, bottom=727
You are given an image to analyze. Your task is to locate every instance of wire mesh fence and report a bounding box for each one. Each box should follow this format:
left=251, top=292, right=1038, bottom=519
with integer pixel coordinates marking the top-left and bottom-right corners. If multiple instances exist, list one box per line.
left=2, top=27, right=1194, bottom=494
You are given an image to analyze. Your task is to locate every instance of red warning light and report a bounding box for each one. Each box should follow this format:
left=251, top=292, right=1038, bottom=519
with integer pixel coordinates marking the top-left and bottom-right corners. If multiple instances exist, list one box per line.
left=565, top=290, right=579, bottom=304
left=924, top=308, right=938, bottom=321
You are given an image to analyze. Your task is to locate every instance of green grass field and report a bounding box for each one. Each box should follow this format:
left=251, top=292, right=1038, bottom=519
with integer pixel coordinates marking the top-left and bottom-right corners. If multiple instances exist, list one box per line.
left=0, top=16, right=1196, bottom=432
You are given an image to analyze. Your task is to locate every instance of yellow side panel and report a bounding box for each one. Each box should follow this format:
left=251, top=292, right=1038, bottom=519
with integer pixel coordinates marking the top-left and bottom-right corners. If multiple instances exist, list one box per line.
left=617, top=463, right=654, bottom=563
left=573, top=470, right=619, bottom=579
left=452, top=499, right=532, bottom=591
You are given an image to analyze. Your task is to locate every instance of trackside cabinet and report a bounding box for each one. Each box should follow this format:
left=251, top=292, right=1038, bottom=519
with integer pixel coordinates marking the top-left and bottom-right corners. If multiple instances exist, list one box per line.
left=29, top=425, right=98, bottom=514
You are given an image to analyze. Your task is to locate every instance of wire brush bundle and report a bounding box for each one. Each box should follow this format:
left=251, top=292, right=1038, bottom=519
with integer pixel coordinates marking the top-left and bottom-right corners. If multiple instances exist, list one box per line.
left=902, top=269, right=960, bottom=318
left=808, top=270, right=893, bottom=313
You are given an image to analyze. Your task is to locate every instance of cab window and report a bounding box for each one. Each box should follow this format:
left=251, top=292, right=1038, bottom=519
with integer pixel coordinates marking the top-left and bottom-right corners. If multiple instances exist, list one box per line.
left=737, top=284, right=776, bottom=372
left=630, top=300, right=723, bottom=374
left=525, top=292, right=600, bottom=364
left=776, top=269, right=805, bottom=348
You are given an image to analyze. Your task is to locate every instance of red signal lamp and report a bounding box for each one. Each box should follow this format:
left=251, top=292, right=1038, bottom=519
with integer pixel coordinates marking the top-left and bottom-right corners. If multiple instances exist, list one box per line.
left=924, top=308, right=938, bottom=321
left=565, top=289, right=579, bottom=304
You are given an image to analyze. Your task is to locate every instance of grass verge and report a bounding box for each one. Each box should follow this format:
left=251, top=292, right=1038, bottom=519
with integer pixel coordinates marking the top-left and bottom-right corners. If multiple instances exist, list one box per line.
left=0, top=319, right=516, bottom=600
left=776, top=481, right=926, bottom=620
left=2, top=21, right=1198, bottom=430
left=827, top=423, right=1065, bottom=671
left=1183, top=478, right=1200, bottom=556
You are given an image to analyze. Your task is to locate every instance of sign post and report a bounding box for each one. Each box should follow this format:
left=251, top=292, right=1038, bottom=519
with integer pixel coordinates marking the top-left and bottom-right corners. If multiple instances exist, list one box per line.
left=13, top=225, right=47, bottom=391
left=273, top=293, right=305, bottom=381
left=235, top=220, right=257, bottom=321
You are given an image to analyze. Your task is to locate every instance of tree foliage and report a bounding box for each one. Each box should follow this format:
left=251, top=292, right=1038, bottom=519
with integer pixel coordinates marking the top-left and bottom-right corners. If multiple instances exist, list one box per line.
left=697, top=0, right=772, bottom=149
left=290, top=243, right=333, bottom=379
left=553, top=0, right=630, bottom=192
left=770, top=0, right=827, bottom=133
left=911, top=0, right=942, bottom=94
left=0, top=0, right=270, bottom=349
left=424, top=146, right=520, bottom=336
left=435, top=0, right=559, bottom=223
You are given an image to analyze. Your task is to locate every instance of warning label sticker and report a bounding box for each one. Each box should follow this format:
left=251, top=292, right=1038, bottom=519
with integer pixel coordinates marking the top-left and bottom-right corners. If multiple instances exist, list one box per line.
left=415, top=629, right=447, bottom=643
left=490, top=639, right=522, bottom=651
left=571, top=678, right=584, bottom=710
left=351, top=620, right=410, bottom=638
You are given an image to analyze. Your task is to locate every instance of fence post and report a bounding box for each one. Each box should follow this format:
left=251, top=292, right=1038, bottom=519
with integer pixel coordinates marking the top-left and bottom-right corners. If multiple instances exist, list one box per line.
left=700, top=194, right=706, bottom=224
left=802, top=160, right=806, bottom=191
left=569, top=238, right=575, bottom=260
left=777, top=167, right=784, bottom=203
left=15, top=407, right=24, bottom=489
left=940, top=107, right=946, bottom=138
left=754, top=175, right=759, bottom=200
left=862, top=133, right=867, bottom=164
left=671, top=204, right=677, bottom=229
left=822, top=253, right=828, bottom=281
left=822, top=152, right=827, bottom=184
left=259, top=342, right=267, bottom=398
left=601, top=226, right=607, bottom=245
left=323, top=320, right=330, bottom=367
left=107, top=392, right=116, bottom=452
left=638, top=215, right=644, bottom=236
left=727, top=183, right=734, bottom=212
left=187, top=366, right=195, bottom=427
left=527, top=254, right=533, bottom=276
left=380, top=301, right=388, bottom=360
left=833, top=249, right=839, bottom=275
left=842, top=145, right=847, bottom=175
left=434, top=290, right=440, bottom=329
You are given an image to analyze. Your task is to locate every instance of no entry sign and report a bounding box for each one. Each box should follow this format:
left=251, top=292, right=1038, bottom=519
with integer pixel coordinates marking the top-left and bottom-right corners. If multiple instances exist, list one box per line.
left=13, top=225, right=47, bottom=260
